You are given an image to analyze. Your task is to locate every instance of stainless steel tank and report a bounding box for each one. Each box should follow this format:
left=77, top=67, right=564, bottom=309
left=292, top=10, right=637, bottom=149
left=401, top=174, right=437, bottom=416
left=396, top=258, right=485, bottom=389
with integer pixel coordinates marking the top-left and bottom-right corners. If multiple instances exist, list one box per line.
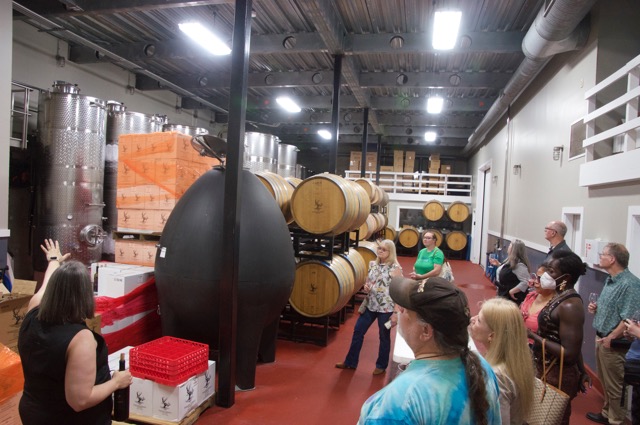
left=162, top=124, right=209, bottom=136
left=244, top=132, right=278, bottom=173
left=103, top=102, right=166, bottom=260
left=295, top=164, right=307, bottom=179
left=34, top=81, right=107, bottom=270
left=277, top=144, right=299, bottom=178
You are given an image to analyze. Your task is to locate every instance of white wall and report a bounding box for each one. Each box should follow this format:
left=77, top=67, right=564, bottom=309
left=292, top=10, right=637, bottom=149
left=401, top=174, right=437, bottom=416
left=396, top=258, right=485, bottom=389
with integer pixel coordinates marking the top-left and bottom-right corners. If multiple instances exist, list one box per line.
left=12, top=21, right=221, bottom=132
left=469, top=1, right=640, bottom=254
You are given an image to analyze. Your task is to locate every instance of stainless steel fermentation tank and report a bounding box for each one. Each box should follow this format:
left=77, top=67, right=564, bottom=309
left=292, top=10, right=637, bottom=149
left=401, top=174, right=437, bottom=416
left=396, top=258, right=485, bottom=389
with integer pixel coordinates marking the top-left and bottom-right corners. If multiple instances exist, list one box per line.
left=103, top=103, right=165, bottom=260
left=34, top=82, right=107, bottom=270
left=277, top=144, right=299, bottom=178
left=244, top=132, right=279, bottom=173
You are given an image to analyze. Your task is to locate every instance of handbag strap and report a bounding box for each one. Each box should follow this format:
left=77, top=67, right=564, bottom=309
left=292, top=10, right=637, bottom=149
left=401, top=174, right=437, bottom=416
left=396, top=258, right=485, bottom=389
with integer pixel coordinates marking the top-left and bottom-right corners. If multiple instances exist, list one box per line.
left=542, top=339, right=565, bottom=392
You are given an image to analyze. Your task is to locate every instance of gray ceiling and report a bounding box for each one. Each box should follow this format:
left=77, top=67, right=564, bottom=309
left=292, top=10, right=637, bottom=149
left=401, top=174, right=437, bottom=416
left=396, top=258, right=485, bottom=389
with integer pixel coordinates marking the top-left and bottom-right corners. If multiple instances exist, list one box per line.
left=13, top=0, right=548, bottom=157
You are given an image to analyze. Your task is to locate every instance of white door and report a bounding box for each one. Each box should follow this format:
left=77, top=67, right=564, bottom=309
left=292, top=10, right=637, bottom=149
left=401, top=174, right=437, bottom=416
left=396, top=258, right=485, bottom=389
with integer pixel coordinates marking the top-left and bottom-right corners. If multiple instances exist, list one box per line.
left=471, top=160, right=492, bottom=268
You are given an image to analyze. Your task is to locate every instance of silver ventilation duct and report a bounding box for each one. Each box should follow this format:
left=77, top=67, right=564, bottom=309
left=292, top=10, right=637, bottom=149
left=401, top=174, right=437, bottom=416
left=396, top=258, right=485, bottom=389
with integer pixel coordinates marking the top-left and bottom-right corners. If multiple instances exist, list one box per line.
left=464, top=0, right=598, bottom=154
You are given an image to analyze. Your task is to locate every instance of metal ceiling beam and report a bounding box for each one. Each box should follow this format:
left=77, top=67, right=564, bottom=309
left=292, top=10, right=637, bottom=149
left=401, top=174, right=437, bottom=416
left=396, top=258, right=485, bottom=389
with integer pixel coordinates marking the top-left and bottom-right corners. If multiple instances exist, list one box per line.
left=245, top=110, right=483, bottom=127
left=13, top=0, right=232, bottom=17
left=284, top=134, right=469, bottom=147
left=360, top=72, right=512, bottom=89
left=182, top=94, right=495, bottom=113
left=135, top=70, right=509, bottom=90
left=345, top=31, right=525, bottom=54
left=12, top=0, right=229, bottom=114
left=297, top=0, right=381, bottom=133
left=277, top=124, right=472, bottom=138
left=68, top=30, right=523, bottom=64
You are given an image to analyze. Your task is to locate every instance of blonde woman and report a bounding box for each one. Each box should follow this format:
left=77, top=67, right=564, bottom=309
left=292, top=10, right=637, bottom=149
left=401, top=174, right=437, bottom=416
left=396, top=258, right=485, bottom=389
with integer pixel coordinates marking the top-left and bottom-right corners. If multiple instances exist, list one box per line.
left=336, top=239, right=402, bottom=375
left=470, top=297, right=535, bottom=424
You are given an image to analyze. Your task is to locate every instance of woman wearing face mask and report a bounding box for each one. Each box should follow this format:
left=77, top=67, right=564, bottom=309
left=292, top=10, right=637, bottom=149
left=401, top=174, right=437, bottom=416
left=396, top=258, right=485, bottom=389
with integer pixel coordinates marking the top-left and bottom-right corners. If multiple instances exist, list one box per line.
left=527, top=250, right=589, bottom=425
left=520, top=266, right=557, bottom=344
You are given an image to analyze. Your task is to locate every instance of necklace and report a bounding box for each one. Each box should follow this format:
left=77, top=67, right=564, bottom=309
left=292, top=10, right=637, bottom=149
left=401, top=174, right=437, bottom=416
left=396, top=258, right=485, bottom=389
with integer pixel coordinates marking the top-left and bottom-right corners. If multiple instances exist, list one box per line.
left=414, top=353, right=447, bottom=360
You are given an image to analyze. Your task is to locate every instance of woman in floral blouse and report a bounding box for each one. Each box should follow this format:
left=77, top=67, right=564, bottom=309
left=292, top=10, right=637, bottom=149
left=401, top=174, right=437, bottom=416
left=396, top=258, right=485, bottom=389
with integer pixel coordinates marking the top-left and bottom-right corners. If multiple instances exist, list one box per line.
left=336, top=239, right=402, bottom=375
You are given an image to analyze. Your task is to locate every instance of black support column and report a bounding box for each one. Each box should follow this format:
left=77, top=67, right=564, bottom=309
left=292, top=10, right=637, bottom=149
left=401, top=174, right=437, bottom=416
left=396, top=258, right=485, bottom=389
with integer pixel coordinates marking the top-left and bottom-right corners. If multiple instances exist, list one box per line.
left=360, top=108, right=369, bottom=177
left=329, top=54, right=342, bottom=173
left=218, top=0, right=252, bottom=408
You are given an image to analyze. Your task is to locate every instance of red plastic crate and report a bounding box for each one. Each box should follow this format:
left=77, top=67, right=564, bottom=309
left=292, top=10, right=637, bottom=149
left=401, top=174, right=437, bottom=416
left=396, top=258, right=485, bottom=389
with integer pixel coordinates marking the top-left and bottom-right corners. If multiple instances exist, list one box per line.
left=129, top=336, right=209, bottom=386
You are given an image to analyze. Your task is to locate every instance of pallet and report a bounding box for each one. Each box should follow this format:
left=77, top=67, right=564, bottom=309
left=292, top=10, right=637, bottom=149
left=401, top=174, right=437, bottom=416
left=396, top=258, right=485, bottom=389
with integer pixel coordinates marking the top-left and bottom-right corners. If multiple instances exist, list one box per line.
left=123, top=395, right=215, bottom=425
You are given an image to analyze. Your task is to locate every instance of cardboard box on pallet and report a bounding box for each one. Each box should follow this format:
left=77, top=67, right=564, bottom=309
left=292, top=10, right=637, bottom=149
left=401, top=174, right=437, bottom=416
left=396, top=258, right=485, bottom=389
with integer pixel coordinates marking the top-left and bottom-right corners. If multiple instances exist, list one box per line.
left=404, top=151, right=415, bottom=173
left=115, top=239, right=159, bottom=267
left=440, top=164, right=452, bottom=174
left=393, top=150, right=404, bottom=171
left=349, top=151, right=362, bottom=171
left=97, top=265, right=155, bottom=298
left=365, top=152, right=377, bottom=171
left=0, top=281, right=36, bottom=354
left=153, top=376, right=199, bottom=422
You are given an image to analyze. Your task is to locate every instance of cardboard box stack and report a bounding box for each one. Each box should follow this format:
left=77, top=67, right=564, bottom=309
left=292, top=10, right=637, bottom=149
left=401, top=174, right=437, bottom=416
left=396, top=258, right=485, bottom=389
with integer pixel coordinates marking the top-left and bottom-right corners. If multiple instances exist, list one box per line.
left=393, top=150, right=404, bottom=172
left=119, top=338, right=216, bottom=422
left=108, top=347, right=215, bottom=422
left=0, top=342, right=24, bottom=424
left=403, top=151, right=416, bottom=190
left=349, top=151, right=362, bottom=171
left=428, top=153, right=441, bottom=193
left=116, top=131, right=218, bottom=266
left=0, top=280, right=36, bottom=354
left=365, top=152, right=377, bottom=172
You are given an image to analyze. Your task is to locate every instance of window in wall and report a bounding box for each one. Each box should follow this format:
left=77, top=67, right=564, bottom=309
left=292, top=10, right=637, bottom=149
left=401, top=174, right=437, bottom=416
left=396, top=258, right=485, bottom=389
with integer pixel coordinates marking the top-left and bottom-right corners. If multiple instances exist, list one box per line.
left=569, top=118, right=586, bottom=161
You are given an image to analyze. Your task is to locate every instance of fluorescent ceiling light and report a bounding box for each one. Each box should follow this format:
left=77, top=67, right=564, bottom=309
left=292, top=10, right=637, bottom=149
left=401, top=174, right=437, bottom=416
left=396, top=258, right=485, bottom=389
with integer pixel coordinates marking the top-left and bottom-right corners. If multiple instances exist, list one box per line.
left=424, top=131, right=437, bottom=142
left=179, top=22, right=231, bottom=55
left=427, top=97, right=444, bottom=114
left=318, top=130, right=332, bottom=140
left=276, top=97, right=302, bottom=113
left=432, top=11, right=462, bottom=50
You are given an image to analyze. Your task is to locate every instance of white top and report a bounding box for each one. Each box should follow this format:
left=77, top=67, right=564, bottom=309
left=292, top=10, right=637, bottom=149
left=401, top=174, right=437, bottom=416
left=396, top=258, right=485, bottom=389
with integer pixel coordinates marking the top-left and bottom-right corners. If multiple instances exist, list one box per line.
left=393, top=327, right=478, bottom=364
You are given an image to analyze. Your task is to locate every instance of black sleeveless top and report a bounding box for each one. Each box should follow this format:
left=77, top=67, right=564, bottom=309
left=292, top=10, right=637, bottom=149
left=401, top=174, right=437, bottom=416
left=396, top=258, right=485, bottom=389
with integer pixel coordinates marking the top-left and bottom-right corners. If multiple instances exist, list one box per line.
left=18, top=307, right=112, bottom=425
left=535, top=289, right=582, bottom=364
left=496, top=263, right=526, bottom=305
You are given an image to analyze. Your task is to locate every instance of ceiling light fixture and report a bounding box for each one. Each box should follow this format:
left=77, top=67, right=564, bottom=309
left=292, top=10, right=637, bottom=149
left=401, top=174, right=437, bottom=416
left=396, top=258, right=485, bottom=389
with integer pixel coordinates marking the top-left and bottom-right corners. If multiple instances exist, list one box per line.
left=424, top=131, right=437, bottom=142
left=178, top=22, right=231, bottom=55
left=317, top=129, right=332, bottom=140
left=276, top=96, right=302, bottom=113
left=432, top=11, right=462, bottom=50
left=427, top=97, right=444, bottom=114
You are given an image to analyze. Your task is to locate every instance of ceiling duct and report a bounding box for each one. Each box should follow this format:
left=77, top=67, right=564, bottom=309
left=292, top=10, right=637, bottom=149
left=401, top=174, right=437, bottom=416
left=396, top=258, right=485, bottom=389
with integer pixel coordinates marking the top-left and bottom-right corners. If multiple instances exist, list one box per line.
left=464, top=0, right=598, bottom=154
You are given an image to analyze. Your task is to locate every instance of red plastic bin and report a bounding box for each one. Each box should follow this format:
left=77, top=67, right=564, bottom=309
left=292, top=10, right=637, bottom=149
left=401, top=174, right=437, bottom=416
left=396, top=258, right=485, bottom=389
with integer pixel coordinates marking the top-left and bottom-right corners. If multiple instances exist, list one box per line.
left=129, top=336, right=209, bottom=386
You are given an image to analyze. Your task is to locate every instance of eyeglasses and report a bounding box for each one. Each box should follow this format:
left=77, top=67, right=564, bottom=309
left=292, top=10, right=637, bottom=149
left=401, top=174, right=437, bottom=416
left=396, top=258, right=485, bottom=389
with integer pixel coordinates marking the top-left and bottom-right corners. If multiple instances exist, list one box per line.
left=423, top=236, right=433, bottom=240
left=598, top=252, right=612, bottom=258
left=544, top=227, right=557, bottom=233
left=530, top=273, right=542, bottom=282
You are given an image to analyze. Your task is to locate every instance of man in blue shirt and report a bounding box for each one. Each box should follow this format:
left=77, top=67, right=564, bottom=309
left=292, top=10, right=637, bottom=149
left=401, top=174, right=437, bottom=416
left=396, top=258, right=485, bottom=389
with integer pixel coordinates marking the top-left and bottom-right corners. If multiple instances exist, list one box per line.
left=587, top=243, right=640, bottom=425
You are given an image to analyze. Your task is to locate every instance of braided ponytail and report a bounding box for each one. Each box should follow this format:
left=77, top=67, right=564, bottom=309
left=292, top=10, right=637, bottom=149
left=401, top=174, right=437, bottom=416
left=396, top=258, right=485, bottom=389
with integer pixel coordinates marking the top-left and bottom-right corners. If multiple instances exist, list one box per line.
left=460, top=347, right=489, bottom=425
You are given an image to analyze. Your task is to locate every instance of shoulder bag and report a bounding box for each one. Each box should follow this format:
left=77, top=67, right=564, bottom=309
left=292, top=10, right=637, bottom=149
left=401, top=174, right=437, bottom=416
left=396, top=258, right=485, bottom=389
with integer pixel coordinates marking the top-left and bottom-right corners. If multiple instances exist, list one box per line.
left=438, top=260, right=455, bottom=283
left=526, top=339, right=570, bottom=425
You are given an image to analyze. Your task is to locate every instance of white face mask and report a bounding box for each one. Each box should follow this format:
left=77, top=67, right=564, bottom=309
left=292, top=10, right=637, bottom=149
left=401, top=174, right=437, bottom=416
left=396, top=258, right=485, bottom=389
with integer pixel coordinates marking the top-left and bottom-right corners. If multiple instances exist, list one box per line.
left=540, top=272, right=557, bottom=290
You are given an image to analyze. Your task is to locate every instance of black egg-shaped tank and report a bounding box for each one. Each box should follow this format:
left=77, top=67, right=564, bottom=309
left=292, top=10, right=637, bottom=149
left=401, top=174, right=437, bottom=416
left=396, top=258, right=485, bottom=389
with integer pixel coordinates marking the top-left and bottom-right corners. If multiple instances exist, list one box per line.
left=154, top=167, right=295, bottom=390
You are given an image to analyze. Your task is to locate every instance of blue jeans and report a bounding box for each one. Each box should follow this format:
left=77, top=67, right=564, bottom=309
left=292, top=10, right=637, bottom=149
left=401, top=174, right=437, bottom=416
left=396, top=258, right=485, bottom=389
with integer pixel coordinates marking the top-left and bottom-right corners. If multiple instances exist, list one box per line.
left=343, top=308, right=393, bottom=370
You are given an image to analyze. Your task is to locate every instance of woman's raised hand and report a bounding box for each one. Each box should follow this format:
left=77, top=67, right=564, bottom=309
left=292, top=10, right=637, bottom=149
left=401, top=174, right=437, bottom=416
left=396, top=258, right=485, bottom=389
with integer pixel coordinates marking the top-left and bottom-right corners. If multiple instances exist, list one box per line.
left=40, top=239, right=71, bottom=263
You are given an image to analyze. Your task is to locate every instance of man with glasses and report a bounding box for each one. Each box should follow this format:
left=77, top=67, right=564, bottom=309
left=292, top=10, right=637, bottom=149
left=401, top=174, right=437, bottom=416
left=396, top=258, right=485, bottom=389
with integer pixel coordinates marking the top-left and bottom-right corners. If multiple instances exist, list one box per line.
left=544, top=220, right=572, bottom=263
left=586, top=243, right=640, bottom=425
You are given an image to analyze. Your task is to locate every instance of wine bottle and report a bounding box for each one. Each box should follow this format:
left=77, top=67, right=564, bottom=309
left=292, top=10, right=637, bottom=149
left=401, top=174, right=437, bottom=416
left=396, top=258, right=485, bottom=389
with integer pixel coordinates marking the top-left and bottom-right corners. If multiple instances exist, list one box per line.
left=113, top=353, right=130, bottom=421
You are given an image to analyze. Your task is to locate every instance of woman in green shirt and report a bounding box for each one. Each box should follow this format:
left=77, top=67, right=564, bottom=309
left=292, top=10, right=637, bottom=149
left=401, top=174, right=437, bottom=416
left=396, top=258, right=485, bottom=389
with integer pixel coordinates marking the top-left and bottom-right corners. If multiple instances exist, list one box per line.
left=409, top=230, right=445, bottom=280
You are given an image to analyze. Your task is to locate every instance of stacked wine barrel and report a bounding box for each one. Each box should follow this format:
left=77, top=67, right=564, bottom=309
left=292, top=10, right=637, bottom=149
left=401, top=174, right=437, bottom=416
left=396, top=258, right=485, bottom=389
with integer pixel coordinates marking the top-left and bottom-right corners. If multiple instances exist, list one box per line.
left=420, top=199, right=471, bottom=255
left=255, top=173, right=389, bottom=318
